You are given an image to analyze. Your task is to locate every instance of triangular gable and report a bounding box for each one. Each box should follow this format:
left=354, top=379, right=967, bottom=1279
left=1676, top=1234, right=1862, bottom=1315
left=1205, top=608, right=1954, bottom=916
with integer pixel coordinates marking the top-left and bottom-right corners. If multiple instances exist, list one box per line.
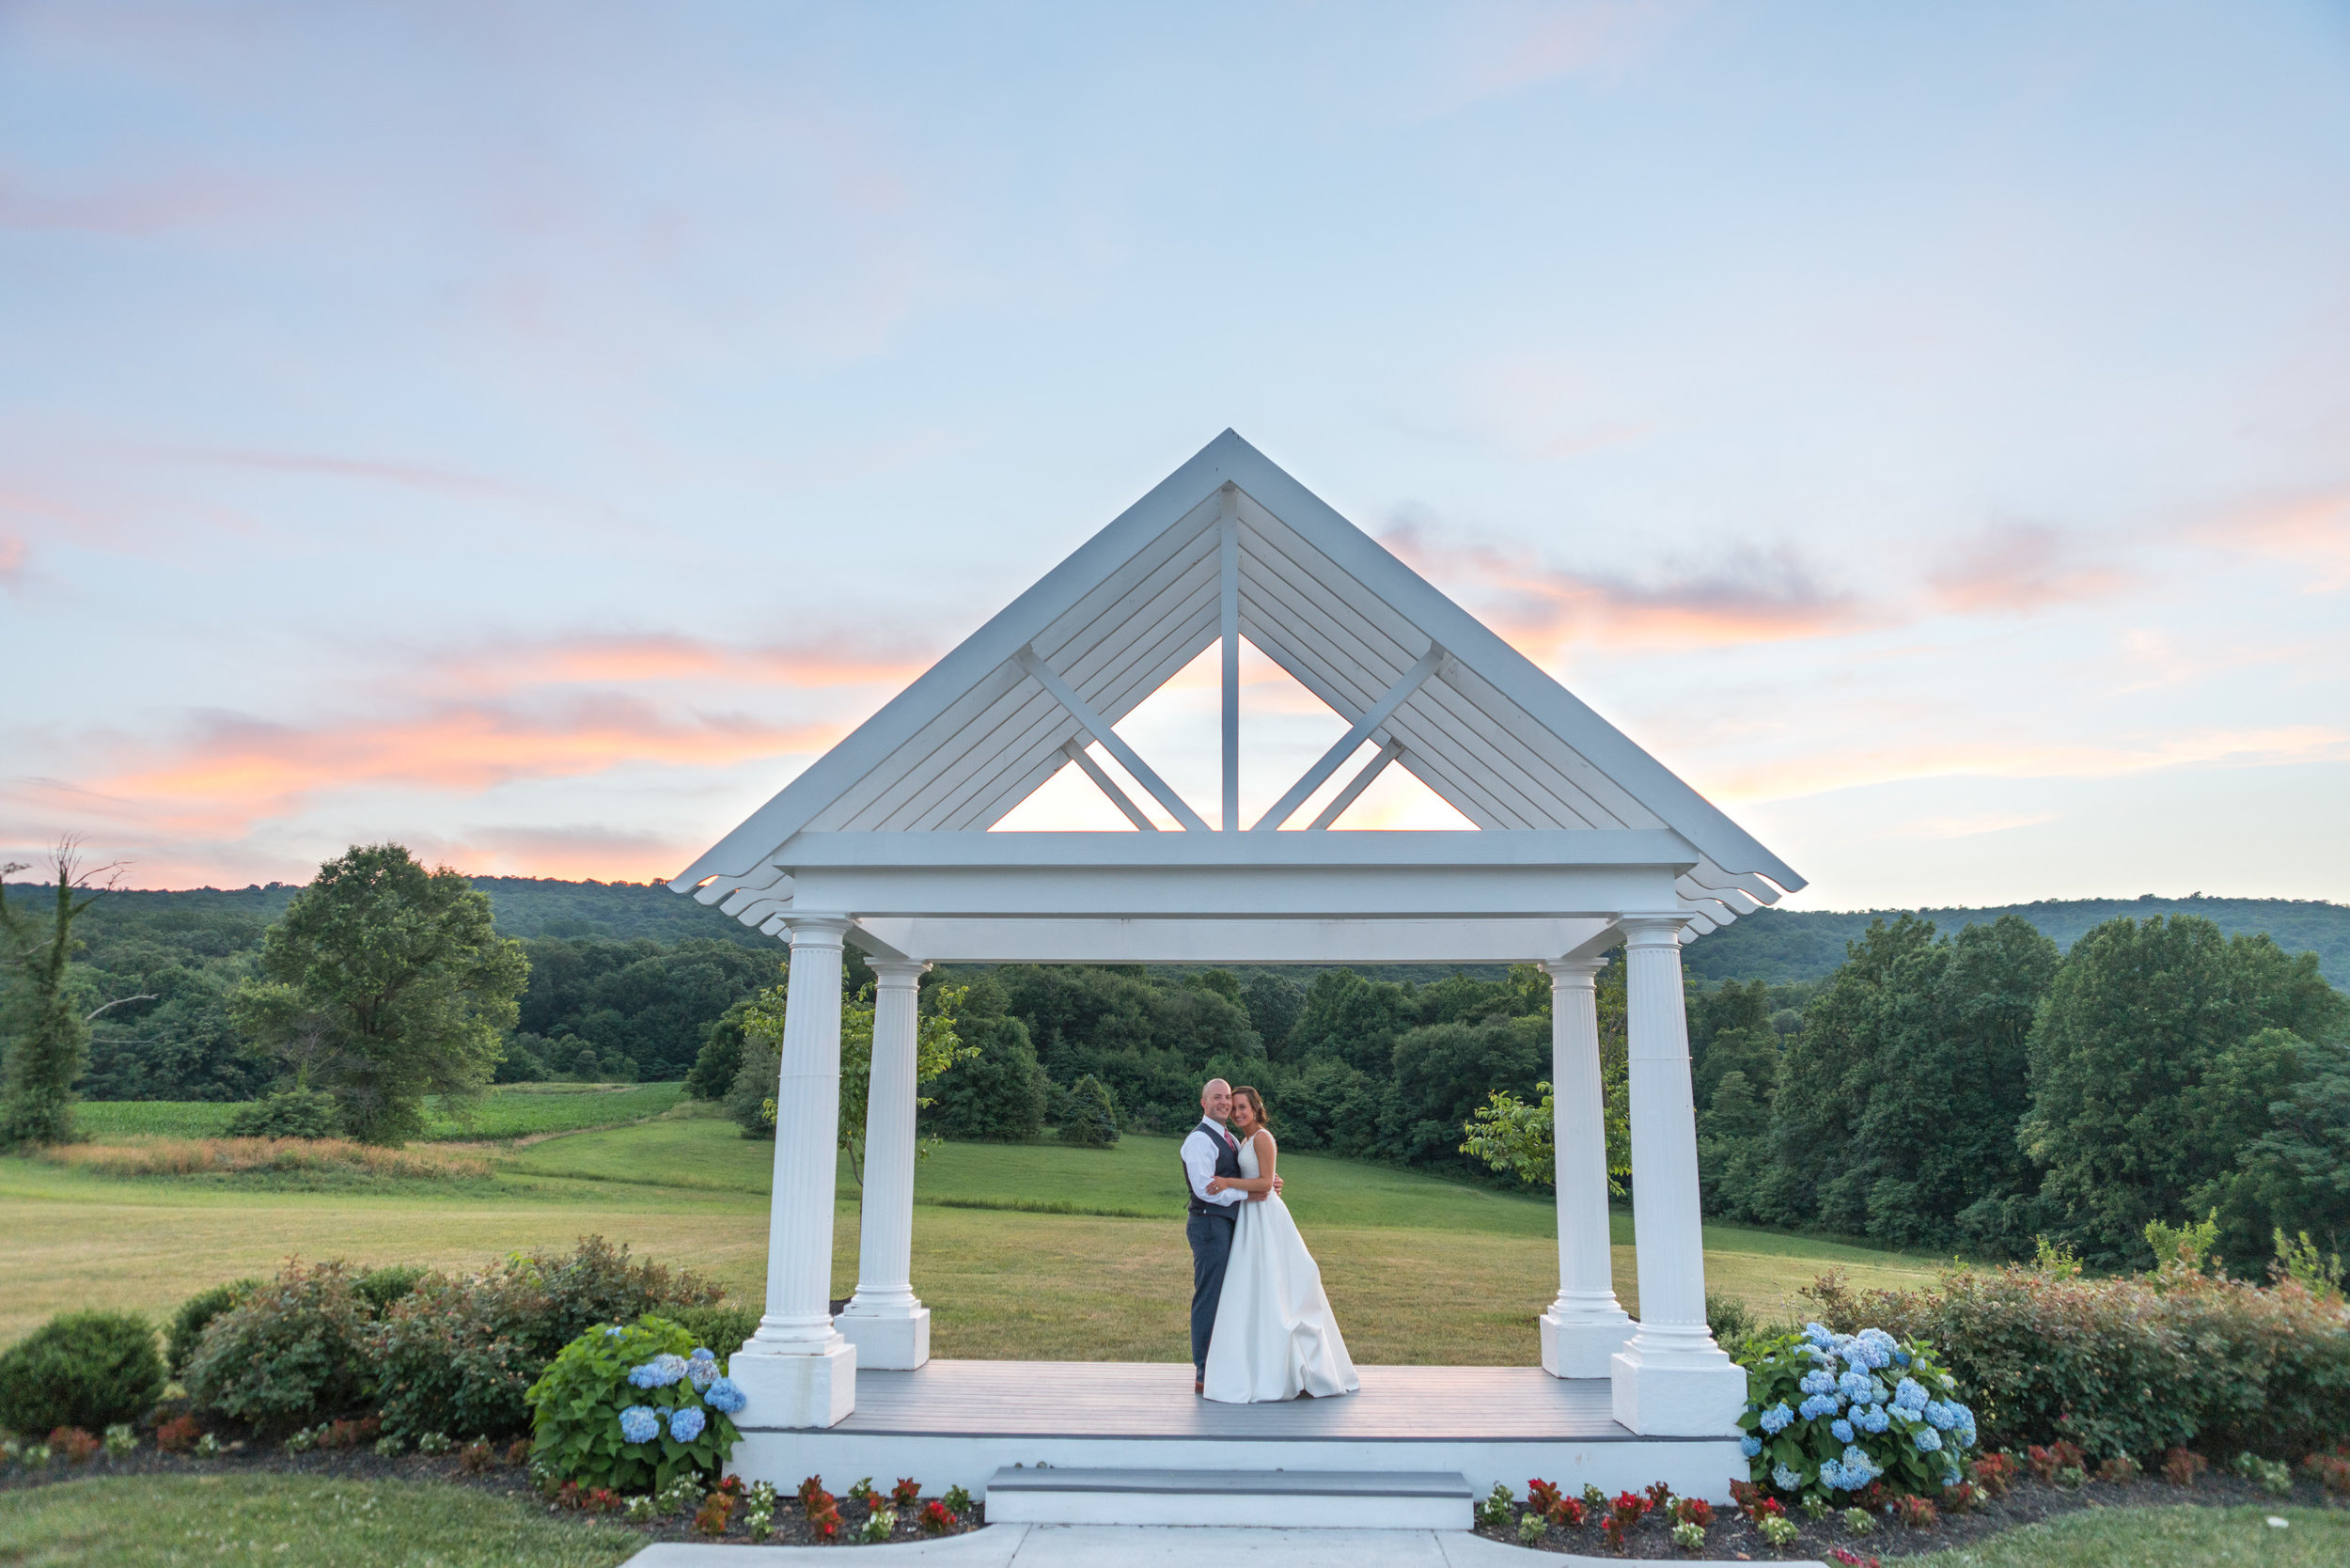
left=674, top=431, right=1802, bottom=910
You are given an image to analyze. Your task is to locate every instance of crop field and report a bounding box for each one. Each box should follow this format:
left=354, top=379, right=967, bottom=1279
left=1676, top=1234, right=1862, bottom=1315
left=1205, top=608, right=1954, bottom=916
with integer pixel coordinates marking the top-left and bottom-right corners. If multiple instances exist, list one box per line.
left=1, top=1105, right=1940, bottom=1356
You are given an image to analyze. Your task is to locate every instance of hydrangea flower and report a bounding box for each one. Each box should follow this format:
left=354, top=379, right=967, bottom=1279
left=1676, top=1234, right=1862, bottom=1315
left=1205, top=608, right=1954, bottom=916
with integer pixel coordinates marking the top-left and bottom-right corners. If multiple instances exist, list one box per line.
left=1831, top=1419, right=1854, bottom=1443
left=1913, top=1427, right=1943, bottom=1452
left=668, top=1405, right=706, bottom=1443
left=1772, top=1463, right=1802, bottom=1492
left=1740, top=1435, right=1762, bottom=1458
left=1841, top=1444, right=1879, bottom=1478
left=1819, top=1459, right=1852, bottom=1491
left=1759, top=1402, right=1794, bottom=1434
left=1855, top=1328, right=1898, bottom=1369
left=691, top=1348, right=715, bottom=1361
left=687, top=1358, right=720, bottom=1391
left=1923, top=1400, right=1958, bottom=1431
left=1799, top=1369, right=1837, bottom=1396
left=603, top=1326, right=626, bottom=1339
left=1856, top=1403, right=1891, bottom=1435
left=1892, top=1376, right=1929, bottom=1412
left=705, top=1376, right=746, bottom=1415
left=1804, top=1322, right=1834, bottom=1346
left=628, top=1354, right=689, bottom=1389
left=1798, top=1393, right=1841, bottom=1421
left=1893, top=1348, right=1911, bottom=1366
left=1837, top=1370, right=1874, bottom=1402
left=618, top=1405, right=661, bottom=1444
left=1867, top=1376, right=1889, bottom=1404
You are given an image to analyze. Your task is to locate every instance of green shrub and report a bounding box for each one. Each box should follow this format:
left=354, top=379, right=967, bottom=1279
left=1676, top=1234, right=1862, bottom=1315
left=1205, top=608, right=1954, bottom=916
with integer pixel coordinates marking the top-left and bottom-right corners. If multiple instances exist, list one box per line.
left=368, top=1237, right=721, bottom=1442
left=167, top=1280, right=260, bottom=1377
left=1706, top=1290, right=1757, bottom=1345
left=666, top=1303, right=760, bottom=1357
left=184, top=1261, right=373, bottom=1435
left=1805, top=1262, right=2350, bottom=1459
left=0, top=1311, right=164, bottom=1435
left=224, top=1089, right=342, bottom=1139
left=1739, top=1325, right=1977, bottom=1502
left=526, top=1315, right=741, bottom=1492
left=354, top=1265, right=429, bottom=1315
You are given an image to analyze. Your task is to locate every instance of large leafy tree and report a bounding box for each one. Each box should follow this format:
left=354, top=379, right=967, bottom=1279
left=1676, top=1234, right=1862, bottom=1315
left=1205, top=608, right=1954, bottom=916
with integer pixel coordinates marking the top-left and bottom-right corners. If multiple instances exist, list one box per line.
left=230, top=844, right=527, bottom=1144
left=2020, top=914, right=2346, bottom=1270
left=0, top=846, right=140, bottom=1147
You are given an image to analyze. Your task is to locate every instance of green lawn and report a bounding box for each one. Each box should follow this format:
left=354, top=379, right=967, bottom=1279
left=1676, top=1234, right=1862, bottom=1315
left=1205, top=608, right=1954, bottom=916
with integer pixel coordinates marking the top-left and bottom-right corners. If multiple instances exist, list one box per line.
left=1907, top=1505, right=2350, bottom=1566
left=0, top=1115, right=1939, bottom=1356
left=0, top=1474, right=638, bottom=1568
left=70, top=1083, right=687, bottom=1144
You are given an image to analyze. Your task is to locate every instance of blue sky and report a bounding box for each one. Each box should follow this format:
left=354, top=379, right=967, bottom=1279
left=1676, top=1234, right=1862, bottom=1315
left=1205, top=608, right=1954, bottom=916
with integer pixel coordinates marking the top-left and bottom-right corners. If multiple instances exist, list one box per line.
left=4, top=2, right=2346, bottom=907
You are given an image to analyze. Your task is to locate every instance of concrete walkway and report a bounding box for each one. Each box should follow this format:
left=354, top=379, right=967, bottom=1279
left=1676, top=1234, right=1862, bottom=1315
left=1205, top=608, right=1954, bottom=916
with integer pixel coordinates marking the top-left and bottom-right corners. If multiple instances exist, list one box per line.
left=624, top=1524, right=1824, bottom=1566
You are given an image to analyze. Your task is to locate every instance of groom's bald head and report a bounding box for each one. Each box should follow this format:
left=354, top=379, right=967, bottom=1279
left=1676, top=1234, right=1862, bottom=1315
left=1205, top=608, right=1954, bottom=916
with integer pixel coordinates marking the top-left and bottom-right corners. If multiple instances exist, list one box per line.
left=1201, top=1078, right=1231, bottom=1120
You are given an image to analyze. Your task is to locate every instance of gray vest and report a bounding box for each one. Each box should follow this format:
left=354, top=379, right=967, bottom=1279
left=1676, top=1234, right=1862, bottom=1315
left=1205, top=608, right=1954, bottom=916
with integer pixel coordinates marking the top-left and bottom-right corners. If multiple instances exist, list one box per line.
left=1184, top=1121, right=1243, bottom=1217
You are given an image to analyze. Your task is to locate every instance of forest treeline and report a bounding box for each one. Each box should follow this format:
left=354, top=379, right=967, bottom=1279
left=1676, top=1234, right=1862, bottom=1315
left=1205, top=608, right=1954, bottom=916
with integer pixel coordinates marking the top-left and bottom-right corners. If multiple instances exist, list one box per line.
left=8, top=874, right=2345, bottom=1276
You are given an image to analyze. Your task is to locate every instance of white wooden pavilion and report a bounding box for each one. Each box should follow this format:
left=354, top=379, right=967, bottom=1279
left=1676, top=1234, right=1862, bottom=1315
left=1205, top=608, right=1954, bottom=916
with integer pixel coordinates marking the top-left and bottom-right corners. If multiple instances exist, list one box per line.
left=669, top=431, right=1803, bottom=1517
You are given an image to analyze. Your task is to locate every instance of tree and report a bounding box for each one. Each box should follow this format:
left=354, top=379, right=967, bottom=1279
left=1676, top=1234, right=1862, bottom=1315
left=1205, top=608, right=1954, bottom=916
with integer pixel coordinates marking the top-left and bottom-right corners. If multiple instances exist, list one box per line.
left=922, top=978, right=1047, bottom=1141
left=1053, top=1073, right=1120, bottom=1146
left=229, top=844, right=527, bottom=1145
left=1, top=844, right=140, bottom=1148
left=2019, top=915, right=2347, bottom=1271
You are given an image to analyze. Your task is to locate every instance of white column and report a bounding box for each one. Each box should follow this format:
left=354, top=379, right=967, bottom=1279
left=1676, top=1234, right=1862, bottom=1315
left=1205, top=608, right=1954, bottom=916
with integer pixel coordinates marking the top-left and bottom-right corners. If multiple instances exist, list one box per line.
left=837, top=958, right=931, bottom=1370
left=730, top=915, right=856, bottom=1428
left=1539, top=956, right=1635, bottom=1378
left=1609, top=915, right=1746, bottom=1435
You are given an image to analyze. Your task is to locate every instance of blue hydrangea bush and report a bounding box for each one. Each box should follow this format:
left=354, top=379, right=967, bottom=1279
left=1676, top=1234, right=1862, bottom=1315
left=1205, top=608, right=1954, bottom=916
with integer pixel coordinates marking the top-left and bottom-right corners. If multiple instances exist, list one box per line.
left=525, top=1314, right=746, bottom=1493
left=1738, top=1323, right=1977, bottom=1503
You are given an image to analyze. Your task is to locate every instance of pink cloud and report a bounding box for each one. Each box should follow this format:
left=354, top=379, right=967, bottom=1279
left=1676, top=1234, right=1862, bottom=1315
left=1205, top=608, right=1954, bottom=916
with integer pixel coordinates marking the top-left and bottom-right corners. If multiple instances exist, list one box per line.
left=0, top=533, right=25, bottom=589
left=430, top=633, right=932, bottom=695
left=0, top=167, right=268, bottom=234
left=2206, top=488, right=2350, bottom=591
left=1386, top=522, right=1876, bottom=652
left=1928, top=523, right=2132, bottom=614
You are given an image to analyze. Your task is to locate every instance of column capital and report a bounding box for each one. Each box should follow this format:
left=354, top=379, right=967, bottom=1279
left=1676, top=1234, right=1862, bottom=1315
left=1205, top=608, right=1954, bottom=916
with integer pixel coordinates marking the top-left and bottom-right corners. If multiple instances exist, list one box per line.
left=785, top=915, right=854, bottom=949
left=1543, top=955, right=1606, bottom=985
left=1616, top=913, right=1692, bottom=949
left=868, top=958, right=929, bottom=983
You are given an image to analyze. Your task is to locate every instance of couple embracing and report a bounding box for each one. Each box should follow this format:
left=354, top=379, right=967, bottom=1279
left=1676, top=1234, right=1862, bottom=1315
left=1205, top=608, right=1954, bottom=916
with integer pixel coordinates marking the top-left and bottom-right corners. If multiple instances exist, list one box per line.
left=1183, top=1078, right=1360, bottom=1403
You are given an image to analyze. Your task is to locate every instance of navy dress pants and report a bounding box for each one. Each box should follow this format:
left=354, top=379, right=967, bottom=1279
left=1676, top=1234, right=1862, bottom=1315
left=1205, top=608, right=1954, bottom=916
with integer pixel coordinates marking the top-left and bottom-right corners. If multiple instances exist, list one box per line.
left=1186, top=1211, right=1235, bottom=1375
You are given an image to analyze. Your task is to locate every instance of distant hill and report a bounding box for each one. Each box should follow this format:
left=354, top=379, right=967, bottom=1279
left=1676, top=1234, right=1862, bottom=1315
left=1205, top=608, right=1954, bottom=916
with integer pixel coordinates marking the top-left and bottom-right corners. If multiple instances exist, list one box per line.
left=9, top=880, right=2342, bottom=988
left=1684, top=896, right=2350, bottom=988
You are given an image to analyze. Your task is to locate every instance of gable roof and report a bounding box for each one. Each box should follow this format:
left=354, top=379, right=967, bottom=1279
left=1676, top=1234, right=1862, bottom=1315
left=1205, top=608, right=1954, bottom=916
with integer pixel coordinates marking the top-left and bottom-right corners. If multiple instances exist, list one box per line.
left=673, top=431, right=1801, bottom=917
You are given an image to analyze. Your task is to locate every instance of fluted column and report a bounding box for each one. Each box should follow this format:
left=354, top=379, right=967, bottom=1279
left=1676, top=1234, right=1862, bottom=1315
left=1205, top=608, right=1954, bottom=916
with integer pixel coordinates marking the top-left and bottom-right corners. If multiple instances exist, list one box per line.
left=1610, top=914, right=1746, bottom=1436
left=837, top=958, right=932, bottom=1370
left=1539, top=956, right=1634, bottom=1377
left=730, top=915, right=856, bottom=1429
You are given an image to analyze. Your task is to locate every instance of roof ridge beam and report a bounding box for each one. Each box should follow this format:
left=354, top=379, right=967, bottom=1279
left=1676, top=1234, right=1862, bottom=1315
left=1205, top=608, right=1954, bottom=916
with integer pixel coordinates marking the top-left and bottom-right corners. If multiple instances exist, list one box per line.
left=1015, top=647, right=1211, bottom=832
left=1252, top=644, right=1444, bottom=830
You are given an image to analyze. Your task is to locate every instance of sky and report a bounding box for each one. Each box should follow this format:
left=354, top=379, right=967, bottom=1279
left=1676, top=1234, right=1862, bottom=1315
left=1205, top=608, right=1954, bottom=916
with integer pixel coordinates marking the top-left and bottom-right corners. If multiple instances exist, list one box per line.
left=3, top=1, right=2347, bottom=910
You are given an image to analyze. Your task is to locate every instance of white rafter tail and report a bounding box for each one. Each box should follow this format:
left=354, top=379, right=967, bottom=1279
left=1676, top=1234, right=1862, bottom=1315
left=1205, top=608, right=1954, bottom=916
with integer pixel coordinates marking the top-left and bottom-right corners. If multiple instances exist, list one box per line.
left=1062, top=740, right=1159, bottom=832
left=1253, top=645, right=1444, bottom=830
left=1306, top=737, right=1404, bottom=830
left=1219, top=485, right=1240, bottom=832
left=1014, top=646, right=1211, bottom=832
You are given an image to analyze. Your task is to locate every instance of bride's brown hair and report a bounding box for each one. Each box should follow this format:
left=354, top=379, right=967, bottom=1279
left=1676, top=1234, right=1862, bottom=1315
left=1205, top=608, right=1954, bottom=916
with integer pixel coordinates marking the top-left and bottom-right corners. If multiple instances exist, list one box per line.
left=1231, top=1085, right=1269, bottom=1128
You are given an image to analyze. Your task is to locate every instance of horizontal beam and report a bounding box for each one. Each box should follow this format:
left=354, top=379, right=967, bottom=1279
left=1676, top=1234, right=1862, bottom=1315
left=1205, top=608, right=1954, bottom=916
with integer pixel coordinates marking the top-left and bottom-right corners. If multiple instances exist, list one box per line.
left=784, top=862, right=1682, bottom=920
left=851, top=916, right=1618, bottom=964
left=770, top=828, right=1698, bottom=871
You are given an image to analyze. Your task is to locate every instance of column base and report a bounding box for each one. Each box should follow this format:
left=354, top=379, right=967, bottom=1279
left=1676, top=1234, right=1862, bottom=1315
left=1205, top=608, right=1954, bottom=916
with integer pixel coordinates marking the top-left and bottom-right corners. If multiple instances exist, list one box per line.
left=728, top=1341, right=856, bottom=1430
left=835, top=1305, right=930, bottom=1371
left=1541, top=1309, right=1636, bottom=1379
left=1610, top=1341, right=1747, bottom=1436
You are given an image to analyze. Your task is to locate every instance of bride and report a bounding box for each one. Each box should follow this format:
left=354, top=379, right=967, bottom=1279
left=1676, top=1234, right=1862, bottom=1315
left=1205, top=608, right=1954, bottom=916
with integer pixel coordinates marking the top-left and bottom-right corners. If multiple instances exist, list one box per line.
left=1201, top=1085, right=1360, bottom=1403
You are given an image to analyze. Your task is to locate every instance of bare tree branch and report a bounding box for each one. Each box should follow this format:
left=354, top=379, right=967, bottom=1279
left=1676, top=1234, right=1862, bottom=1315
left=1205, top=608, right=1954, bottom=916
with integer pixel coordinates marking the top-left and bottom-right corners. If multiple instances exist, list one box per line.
left=85, top=993, right=160, bottom=1023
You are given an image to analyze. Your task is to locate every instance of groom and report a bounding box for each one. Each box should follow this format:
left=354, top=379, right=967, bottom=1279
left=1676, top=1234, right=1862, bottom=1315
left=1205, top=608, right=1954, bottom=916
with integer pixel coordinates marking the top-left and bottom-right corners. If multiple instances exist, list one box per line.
left=1182, top=1077, right=1277, bottom=1394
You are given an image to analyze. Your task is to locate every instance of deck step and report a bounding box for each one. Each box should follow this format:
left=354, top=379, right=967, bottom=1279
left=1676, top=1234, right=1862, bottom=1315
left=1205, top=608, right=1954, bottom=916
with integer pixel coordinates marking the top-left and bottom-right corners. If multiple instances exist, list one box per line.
left=981, top=1466, right=1475, bottom=1529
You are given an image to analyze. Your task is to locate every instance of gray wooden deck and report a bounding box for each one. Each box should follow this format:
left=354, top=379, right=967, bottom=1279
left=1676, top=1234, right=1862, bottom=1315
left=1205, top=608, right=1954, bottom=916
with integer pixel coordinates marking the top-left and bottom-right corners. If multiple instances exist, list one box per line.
left=825, top=1361, right=1654, bottom=1442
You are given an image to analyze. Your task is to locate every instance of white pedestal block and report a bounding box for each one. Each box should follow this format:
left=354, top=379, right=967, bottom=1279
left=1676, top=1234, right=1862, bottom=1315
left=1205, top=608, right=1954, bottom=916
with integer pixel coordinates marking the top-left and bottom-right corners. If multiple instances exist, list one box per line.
left=1609, top=1347, right=1747, bottom=1436
left=730, top=1342, right=856, bottom=1430
left=835, top=1307, right=930, bottom=1371
left=1541, top=1311, right=1635, bottom=1379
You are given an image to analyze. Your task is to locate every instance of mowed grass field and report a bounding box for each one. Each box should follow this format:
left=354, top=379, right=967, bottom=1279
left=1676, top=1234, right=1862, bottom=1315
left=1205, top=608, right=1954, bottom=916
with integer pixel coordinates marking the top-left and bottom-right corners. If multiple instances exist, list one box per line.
left=1, top=1103, right=1941, bottom=1357
left=73, top=1081, right=689, bottom=1143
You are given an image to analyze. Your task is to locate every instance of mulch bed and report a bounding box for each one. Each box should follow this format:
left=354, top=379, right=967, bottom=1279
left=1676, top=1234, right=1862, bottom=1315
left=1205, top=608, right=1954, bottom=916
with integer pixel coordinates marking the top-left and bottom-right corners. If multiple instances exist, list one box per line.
left=1474, top=1467, right=2348, bottom=1560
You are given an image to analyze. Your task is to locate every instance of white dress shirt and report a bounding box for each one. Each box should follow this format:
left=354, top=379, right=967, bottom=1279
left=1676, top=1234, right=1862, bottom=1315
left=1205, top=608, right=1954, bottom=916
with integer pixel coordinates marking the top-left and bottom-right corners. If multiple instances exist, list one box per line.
left=1182, top=1118, right=1246, bottom=1207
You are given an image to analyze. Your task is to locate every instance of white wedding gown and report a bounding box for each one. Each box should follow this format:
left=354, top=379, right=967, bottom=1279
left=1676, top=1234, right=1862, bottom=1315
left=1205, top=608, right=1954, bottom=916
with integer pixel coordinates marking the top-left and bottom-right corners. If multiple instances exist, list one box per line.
left=1201, top=1134, right=1360, bottom=1403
